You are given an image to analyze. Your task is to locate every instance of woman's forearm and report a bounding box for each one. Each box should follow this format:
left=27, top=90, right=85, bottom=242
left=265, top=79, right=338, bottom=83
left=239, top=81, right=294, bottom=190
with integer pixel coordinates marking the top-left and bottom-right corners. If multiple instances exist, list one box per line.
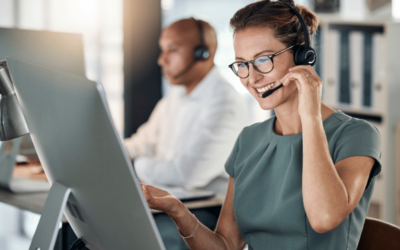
left=141, top=181, right=243, bottom=249
left=168, top=203, right=234, bottom=250
left=301, top=116, right=349, bottom=233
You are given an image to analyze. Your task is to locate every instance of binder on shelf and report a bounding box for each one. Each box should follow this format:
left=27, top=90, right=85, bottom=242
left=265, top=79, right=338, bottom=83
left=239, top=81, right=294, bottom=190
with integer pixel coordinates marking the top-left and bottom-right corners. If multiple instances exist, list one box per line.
left=323, top=29, right=339, bottom=106
left=339, top=30, right=351, bottom=105
left=362, top=32, right=374, bottom=108
left=349, top=31, right=363, bottom=110
left=371, top=33, right=387, bottom=113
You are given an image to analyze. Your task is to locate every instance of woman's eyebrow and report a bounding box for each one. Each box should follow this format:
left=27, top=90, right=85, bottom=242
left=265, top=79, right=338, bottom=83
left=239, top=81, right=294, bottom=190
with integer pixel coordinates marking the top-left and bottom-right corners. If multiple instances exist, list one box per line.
left=235, top=49, right=276, bottom=61
left=235, top=56, right=246, bottom=61
left=253, top=49, right=275, bottom=58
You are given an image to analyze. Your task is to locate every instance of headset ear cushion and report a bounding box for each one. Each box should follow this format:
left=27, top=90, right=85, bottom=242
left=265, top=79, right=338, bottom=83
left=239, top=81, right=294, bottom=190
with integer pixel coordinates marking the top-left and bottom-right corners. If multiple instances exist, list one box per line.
left=294, top=45, right=316, bottom=66
left=194, top=45, right=210, bottom=61
left=303, top=47, right=316, bottom=66
left=293, top=45, right=301, bottom=65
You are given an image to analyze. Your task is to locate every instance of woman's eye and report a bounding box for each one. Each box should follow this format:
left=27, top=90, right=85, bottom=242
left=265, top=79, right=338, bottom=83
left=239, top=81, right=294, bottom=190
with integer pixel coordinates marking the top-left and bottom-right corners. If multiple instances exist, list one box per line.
left=237, top=62, right=246, bottom=68
left=256, top=57, right=270, bottom=64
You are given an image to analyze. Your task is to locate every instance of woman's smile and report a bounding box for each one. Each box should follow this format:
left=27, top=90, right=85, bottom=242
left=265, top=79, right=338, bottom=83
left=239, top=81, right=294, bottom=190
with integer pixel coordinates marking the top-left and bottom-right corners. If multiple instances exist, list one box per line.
left=255, top=82, right=275, bottom=93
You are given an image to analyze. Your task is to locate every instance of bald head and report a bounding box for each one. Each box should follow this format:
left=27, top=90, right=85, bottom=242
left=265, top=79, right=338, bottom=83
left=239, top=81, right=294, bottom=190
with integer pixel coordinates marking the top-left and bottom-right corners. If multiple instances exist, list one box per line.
left=167, top=18, right=218, bottom=57
left=157, top=18, right=218, bottom=92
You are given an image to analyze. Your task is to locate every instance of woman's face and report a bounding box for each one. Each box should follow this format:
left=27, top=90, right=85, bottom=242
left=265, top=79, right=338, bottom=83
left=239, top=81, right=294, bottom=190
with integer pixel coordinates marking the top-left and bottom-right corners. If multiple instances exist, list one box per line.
left=233, top=27, right=297, bottom=110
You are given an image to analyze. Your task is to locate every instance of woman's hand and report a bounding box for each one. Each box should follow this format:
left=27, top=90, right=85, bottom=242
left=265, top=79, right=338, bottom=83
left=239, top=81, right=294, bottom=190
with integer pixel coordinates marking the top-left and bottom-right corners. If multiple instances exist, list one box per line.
left=141, top=184, right=183, bottom=216
left=280, top=65, right=323, bottom=120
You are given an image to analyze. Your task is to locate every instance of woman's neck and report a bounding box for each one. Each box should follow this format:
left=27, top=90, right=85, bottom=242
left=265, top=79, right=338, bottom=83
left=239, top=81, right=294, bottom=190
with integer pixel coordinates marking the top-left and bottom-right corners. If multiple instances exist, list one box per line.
left=274, top=97, right=303, bottom=136
left=273, top=94, right=335, bottom=136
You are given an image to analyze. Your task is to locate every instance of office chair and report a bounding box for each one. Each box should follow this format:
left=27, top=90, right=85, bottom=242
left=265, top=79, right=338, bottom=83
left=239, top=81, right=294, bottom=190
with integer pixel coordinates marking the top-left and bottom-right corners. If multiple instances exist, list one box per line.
left=357, top=217, right=400, bottom=250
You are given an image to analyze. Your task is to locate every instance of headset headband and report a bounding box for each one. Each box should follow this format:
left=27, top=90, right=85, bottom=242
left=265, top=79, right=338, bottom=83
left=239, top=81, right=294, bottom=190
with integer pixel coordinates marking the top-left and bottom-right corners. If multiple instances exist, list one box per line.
left=282, top=2, right=311, bottom=48
left=193, top=18, right=205, bottom=46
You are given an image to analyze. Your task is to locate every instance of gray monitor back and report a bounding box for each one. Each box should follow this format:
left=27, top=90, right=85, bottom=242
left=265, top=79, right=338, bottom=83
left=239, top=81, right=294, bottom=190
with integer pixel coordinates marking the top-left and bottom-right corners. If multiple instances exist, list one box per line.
left=0, top=28, right=85, bottom=76
left=7, top=57, right=165, bottom=250
left=0, top=28, right=86, bottom=162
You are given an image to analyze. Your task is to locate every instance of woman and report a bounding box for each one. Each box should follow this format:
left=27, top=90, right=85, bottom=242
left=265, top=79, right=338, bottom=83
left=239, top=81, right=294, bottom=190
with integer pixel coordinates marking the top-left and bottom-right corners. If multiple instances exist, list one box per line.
left=141, top=1, right=382, bottom=249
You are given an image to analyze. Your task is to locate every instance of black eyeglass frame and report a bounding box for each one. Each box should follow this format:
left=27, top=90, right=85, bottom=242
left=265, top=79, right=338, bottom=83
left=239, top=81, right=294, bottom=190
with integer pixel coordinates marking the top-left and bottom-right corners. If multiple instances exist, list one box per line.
left=228, top=45, right=296, bottom=79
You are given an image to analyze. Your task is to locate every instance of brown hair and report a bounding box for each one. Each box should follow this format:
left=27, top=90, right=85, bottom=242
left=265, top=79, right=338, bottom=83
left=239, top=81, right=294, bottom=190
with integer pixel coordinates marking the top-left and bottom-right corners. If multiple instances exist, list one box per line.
left=230, top=0, right=319, bottom=47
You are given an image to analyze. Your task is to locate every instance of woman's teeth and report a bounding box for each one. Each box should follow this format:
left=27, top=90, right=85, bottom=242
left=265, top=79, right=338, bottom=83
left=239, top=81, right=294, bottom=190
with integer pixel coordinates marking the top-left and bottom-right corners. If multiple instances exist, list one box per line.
left=256, top=83, right=274, bottom=93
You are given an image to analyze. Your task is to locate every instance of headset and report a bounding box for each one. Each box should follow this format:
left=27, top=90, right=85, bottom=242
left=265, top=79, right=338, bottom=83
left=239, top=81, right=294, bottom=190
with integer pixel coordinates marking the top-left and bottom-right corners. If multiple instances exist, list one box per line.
left=193, top=19, right=210, bottom=61
left=172, top=18, right=210, bottom=79
left=262, top=1, right=317, bottom=98
left=287, top=3, right=317, bottom=66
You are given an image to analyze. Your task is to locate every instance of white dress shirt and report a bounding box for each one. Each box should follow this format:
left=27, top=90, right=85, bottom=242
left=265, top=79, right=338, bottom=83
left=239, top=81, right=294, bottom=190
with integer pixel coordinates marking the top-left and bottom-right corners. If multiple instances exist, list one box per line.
left=124, top=67, right=249, bottom=193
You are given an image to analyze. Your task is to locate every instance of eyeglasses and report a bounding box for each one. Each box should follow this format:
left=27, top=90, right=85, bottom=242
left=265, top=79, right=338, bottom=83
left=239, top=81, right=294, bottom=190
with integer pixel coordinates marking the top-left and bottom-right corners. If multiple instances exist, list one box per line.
left=228, top=45, right=295, bottom=79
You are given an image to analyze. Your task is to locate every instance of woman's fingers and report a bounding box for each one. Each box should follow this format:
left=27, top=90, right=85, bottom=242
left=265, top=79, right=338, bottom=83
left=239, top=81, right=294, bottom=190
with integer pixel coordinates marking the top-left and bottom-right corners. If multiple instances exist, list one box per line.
left=281, top=71, right=323, bottom=97
left=281, top=70, right=319, bottom=88
left=141, top=184, right=178, bottom=212
left=281, top=71, right=308, bottom=86
left=289, top=65, right=317, bottom=76
left=141, top=184, right=154, bottom=202
left=141, top=184, right=161, bottom=207
left=288, top=66, right=322, bottom=85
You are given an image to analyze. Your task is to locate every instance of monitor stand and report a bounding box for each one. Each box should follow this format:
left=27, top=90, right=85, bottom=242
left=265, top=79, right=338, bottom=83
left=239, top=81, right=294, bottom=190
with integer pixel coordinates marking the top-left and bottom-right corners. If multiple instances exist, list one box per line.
left=29, top=181, right=73, bottom=250
left=0, top=137, right=50, bottom=193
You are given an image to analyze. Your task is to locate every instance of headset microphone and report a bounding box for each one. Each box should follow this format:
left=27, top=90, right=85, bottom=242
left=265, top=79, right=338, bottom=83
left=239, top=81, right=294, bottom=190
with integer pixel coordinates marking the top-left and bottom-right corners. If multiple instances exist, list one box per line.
left=262, top=84, right=283, bottom=98
left=172, top=18, right=210, bottom=80
left=262, top=2, right=317, bottom=98
left=172, top=60, right=197, bottom=79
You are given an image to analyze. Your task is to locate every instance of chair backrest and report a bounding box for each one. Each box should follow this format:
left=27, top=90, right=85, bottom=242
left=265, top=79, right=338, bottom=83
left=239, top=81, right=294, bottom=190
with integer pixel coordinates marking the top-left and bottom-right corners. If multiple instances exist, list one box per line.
left=357, top=217, right=400, bottom=250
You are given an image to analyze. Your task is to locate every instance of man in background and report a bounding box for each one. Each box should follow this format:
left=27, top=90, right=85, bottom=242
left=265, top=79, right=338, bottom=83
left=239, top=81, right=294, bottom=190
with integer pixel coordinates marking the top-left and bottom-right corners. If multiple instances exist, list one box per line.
left=124, top=18, right=248, bottom=249
left=124, top=18, right=248, bottom=195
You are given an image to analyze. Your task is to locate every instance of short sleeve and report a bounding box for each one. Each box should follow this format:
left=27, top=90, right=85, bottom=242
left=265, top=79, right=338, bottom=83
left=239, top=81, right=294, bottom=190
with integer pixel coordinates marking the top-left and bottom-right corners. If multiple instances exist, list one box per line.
left=224, top=132, right=241, bottom=178
left=333, top=120, right=382, bottom=187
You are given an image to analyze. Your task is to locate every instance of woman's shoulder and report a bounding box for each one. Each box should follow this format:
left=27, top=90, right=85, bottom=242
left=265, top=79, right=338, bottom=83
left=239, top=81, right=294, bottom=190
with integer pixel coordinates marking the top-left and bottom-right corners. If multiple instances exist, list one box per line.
left=327, top=111, right=380, bottom=138
left=239, top=116, right=276, bottom=138
left=326, top=111, right=381, bottom=164
left=327, top=111, right=382, bottom=177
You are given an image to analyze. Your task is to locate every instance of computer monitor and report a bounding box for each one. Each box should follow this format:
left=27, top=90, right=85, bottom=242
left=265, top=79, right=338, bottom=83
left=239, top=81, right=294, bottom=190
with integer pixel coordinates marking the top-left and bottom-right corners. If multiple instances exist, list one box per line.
left=0, top=28, right=86, bottom=192
left=18, top=135, right=38, bottom=161
left=0, top=28, right=85, bottom=76
left=7, top=56, right=165, bottom=250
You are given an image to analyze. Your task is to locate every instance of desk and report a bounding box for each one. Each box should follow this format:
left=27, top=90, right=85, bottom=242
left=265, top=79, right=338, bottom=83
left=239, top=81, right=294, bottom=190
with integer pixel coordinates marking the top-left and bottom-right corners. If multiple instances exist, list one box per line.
left=0, top=187, right=225, bottom=218
left=0, top=165, right=225, bottom=250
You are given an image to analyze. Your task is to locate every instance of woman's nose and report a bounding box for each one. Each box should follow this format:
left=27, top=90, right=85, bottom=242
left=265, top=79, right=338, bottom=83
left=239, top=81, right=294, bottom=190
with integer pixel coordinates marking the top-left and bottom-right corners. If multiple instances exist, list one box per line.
left=247, top=63, right=262, bottom=86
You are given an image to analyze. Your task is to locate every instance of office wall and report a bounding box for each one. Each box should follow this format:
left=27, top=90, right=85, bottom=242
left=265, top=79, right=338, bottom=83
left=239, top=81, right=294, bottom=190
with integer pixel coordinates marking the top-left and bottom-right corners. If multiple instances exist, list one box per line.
left=123, top=0, right=162, bottom=138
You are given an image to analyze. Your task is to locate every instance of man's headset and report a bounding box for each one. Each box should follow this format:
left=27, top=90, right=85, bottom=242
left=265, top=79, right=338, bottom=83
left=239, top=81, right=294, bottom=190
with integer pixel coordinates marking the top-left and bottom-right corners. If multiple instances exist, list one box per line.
left=172, top=18, right=210, bottom=79
left=262, top=1, right=317, bottom=98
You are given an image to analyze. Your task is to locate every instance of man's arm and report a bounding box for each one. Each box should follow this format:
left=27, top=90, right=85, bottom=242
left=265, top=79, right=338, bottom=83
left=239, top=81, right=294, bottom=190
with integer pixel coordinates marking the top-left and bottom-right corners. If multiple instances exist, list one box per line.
left=135, top=95, right=247, bottom=188
left=124, top=99, right=165, bottom=159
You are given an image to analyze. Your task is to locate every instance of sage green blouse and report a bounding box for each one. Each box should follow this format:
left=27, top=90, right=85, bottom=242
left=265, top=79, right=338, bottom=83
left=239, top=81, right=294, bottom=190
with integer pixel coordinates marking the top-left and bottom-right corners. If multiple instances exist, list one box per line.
left=225, top=111, right=381, bottom=250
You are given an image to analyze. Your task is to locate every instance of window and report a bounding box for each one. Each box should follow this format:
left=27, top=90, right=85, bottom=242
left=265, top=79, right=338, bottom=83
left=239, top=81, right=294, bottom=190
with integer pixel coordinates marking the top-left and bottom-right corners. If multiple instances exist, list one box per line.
left=0, top=0, right=124, bottom=134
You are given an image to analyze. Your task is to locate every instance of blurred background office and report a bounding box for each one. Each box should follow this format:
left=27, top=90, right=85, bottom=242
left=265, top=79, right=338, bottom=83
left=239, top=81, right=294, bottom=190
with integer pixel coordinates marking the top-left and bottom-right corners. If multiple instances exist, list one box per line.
left=0, top=0, right=399, bottom=249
